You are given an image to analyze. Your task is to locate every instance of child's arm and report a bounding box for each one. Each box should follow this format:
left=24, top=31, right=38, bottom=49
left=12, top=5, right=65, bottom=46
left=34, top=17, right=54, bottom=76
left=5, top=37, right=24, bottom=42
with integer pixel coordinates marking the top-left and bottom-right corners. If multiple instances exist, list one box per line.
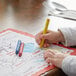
left=58, top=27, right=76, bottom=46
left=62, top=56, right=76, bottom=76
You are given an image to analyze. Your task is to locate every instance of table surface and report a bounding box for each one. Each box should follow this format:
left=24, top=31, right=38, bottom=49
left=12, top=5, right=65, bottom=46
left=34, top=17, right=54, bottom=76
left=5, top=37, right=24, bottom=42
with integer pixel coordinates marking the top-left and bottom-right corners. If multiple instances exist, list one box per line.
left=0, top=0, right=76, bottom=76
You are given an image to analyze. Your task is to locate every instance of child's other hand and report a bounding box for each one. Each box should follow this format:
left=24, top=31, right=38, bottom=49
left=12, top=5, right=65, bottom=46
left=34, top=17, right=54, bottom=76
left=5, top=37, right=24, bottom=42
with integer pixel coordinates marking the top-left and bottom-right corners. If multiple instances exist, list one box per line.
left=35, top=30, right=65, bottom=48
left=44, top=50, right=69, bottom=68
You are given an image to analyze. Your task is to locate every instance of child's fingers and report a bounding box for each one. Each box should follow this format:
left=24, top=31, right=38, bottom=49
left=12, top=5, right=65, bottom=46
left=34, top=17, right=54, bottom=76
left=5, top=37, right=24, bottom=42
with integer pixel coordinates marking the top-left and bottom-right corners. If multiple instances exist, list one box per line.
left=44, top=52, right=50, bottom=59
left=44, top=51, right=55, bottom=59
left=35, top=32, right=43, bottom=44
left=43, top=44, right=47, bottom=48
left=45, top=58, right=51, bottom=64
left=45, top=58, right=57, bottom=65
left=43, top=39, right=50, bottom=48
left=45, top=40, right=50, bottom=47
left=46, top=43, right=50, bottom=47
left=45, top=39, right=50, bottom=44
left=43, top=43, right=50, bottom=48
left=35, top=37, right=41, bottom=45
left=47, top=49, right=56, bottom=55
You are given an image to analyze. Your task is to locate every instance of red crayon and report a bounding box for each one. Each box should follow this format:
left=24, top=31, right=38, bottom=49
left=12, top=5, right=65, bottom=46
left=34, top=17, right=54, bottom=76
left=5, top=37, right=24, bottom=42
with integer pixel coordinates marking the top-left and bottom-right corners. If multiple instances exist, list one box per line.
left=19, top=43, right=24, bottom=57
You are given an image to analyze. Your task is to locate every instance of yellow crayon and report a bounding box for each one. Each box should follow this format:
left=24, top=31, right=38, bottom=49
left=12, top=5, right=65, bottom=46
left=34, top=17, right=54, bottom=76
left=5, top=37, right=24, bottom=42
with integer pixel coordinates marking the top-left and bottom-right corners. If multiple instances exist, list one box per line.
left=40, top=19, right=50, bottom=48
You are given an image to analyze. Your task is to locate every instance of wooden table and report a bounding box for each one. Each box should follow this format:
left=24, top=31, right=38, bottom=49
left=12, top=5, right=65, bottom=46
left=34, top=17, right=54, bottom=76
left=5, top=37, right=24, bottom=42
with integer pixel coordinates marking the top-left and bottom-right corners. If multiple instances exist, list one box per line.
left=0, top=0, right=69, bottom=76
left=42, top=68, right=67, bottom=76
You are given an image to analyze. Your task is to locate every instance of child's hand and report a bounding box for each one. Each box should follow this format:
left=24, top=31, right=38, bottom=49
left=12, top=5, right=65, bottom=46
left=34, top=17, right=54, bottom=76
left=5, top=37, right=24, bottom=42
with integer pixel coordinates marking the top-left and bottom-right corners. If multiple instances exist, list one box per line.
left=44, top=50, right=69, bottom=68
left=35, top=30, right=65, bottom=48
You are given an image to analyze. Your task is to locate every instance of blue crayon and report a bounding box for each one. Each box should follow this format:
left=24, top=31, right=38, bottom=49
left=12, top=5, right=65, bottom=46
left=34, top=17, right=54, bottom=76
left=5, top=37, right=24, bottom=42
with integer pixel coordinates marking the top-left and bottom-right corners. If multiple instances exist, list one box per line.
left=16, top=40, right=21, bottom=55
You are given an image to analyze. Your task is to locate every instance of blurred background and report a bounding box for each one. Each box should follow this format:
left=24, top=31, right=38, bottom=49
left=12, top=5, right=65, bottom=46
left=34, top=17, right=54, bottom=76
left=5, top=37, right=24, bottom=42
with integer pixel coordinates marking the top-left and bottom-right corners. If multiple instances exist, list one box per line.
left=0, top=0, right=76, bottom=35
left=0, top=0, right=48, bottom=34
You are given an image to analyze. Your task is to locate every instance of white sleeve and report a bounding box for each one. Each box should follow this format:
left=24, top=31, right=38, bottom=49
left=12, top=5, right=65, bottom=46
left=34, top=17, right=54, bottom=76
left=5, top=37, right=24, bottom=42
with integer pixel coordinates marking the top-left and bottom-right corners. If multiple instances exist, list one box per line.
left=58, top=27, right=76, bottom=46
left=62, top=56, right=76, bottom=76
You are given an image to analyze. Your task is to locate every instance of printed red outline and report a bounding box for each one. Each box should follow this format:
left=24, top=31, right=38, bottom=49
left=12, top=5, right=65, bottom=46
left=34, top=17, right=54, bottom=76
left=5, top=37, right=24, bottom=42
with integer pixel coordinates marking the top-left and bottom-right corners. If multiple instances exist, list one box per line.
left=0, top=28, right=76, bottom=76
